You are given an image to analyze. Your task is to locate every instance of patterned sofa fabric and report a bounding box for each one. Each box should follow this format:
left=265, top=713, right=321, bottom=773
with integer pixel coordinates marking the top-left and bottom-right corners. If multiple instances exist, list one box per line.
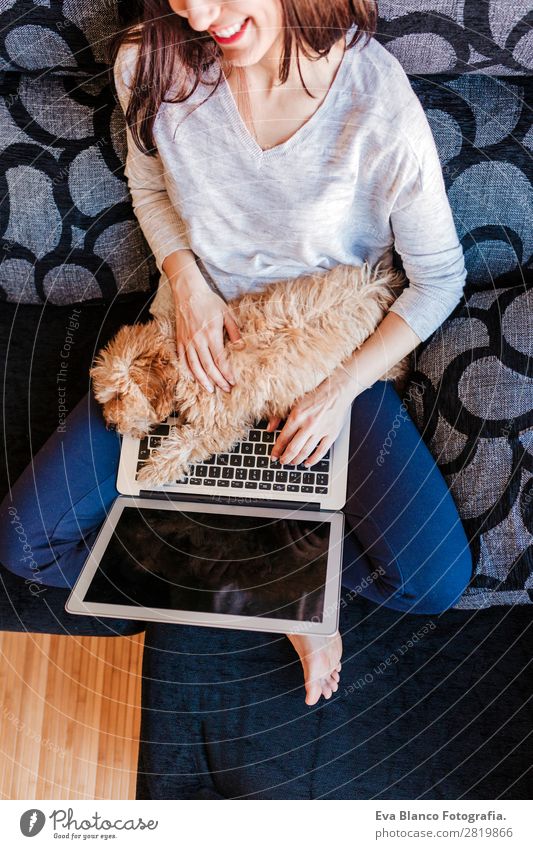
left=1, top=69, right=531, bottom=303
left=399, top=72, right=533, bottom=608
left=375, top=0, right=533, bottom=75
left=410, top=74, right=533, bottom=290
left=0, top=1, right=531, bottom=77
left=0, top=71, right=157, bottom=303
left=406, top=280, right=533, bottom=608
left=1, top=1, right=532, bottom=305
left=0, top=0, right=139, bottom=76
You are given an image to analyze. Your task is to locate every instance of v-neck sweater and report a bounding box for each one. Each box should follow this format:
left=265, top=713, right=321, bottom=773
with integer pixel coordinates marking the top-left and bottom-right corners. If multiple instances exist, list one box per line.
left=114, top=28, right=467, bottom=343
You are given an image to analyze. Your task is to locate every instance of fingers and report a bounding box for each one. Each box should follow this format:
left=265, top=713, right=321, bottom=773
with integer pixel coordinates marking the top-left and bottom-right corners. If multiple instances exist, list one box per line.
left=304, top=437, right=330, bottom=467
left=274, top=428, right=318, bottom=466
left=267, top=415, right=282, bottom=432
left=212, top=342, right=236, bottom=387
left=195, top=339, right=233, bottom=393
left=183, top=341, right=235, bottom=394
left=271, top=417, right=301, bottom=461
left=184, top=344, right=214, bottom=393
left=184, top=318, right=231, bottom=392
left=289, top=435, right=320, bottom=467
left=274, top=432, right=330, bottom=468
left=224, top=308, right=242, bottom=343
left=175, top=291, right=240, bottom=392
left=177, top=341, right=194, bottom=381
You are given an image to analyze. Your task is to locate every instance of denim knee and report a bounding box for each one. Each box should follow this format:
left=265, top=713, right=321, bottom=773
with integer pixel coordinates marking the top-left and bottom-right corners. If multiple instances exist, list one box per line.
left=401, top=540, right=474, bottom=614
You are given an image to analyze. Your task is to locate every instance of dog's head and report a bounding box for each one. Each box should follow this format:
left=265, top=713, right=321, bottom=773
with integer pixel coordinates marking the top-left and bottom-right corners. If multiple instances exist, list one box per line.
left=90, top=323, right=178, bottom=439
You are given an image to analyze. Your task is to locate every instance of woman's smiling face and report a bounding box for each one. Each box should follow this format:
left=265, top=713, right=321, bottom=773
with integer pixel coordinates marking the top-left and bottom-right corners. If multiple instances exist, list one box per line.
left=168, top=1, right=284, bottom=66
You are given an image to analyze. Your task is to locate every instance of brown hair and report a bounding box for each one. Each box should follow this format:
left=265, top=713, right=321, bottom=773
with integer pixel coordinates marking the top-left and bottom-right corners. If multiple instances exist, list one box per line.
left=108, top=1, right=378, bottom=155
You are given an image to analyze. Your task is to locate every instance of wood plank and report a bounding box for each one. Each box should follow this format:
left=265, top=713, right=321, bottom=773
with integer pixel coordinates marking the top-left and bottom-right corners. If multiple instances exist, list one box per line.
left=0, top=631, right=144, bottom=799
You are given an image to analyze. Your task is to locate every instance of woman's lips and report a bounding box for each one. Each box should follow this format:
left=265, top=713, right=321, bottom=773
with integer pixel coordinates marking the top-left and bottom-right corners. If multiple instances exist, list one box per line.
left=210, top=18, right=251, bottom=45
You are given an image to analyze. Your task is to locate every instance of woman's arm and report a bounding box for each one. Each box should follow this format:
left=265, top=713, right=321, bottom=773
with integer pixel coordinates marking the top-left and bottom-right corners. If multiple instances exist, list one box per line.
left=335, top=311, right=421, bottom=401
left=113, top=41, right=190, bottom=275
left=162, top=249, right=211, bottom=295
left=114, top=42, right=241, bottom=391
left=340, top=90, right=467, bottom=398
left=384, top=92, right=467, bottom=344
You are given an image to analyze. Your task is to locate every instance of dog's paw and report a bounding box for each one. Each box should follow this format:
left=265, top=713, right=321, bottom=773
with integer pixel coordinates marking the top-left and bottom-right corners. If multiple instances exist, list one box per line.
left=137, top=454, right=191, bottom=487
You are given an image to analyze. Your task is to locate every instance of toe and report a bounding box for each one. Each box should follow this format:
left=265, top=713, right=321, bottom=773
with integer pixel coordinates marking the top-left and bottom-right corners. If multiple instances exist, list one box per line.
left=331, top=670, right=340, bottom=683
left=305, top=680, right=323, bottom=706
left=322, top=683, right=333, bottom=699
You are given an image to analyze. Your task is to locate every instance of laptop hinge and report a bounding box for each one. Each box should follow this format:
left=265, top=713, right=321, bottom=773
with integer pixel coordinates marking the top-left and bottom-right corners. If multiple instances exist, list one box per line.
left=138, top=490, right=323, bottom=511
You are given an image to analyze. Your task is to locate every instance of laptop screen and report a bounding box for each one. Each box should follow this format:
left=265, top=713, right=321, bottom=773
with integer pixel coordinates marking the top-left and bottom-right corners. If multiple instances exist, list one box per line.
left=83, top=506, right=331, bottom=622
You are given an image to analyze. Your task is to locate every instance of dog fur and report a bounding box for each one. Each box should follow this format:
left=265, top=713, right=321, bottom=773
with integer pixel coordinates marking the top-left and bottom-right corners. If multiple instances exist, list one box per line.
left=90, top=261, right=411, bottom=485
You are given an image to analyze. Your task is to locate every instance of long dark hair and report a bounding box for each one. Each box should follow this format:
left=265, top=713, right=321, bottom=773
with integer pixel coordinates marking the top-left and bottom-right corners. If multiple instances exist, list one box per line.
left=108, top=1, right=378, bottom=156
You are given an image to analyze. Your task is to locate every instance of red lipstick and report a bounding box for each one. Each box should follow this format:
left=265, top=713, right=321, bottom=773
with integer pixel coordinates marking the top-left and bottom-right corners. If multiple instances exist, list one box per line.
left=210, top=17, right=250, bottom=45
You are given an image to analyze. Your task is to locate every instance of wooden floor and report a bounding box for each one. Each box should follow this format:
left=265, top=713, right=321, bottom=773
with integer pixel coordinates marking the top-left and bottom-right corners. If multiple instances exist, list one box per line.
left=0, top=631, right=145, bottom=799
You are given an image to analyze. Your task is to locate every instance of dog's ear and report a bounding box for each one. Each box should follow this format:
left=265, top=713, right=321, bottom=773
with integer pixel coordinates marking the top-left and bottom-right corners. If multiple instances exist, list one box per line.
left=129, top=350, right=176, bottom=423
left=90, top=351, right=133, bottom=404
left=90, top=323, right=150, bottom=403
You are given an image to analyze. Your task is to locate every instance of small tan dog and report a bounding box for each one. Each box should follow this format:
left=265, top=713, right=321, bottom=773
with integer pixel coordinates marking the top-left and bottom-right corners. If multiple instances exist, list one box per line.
left=90, top=261, right=410, bottom=485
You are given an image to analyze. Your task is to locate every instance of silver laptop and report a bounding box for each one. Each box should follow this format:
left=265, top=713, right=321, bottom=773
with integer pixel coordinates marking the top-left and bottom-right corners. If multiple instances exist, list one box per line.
left=117, top=413, right=350, bottom=509
left=65, top=412, right=351, bottom=634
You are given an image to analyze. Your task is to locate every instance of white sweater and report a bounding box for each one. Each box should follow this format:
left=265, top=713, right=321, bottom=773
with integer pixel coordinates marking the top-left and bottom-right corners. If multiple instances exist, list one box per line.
left=113, top=27, right=467, bottom=342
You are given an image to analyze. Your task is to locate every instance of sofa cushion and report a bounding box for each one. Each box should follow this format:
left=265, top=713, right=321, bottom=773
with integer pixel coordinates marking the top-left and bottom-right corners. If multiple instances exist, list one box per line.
left=135, top=597, right=533, bottom=799
left=1, top=1, right=531, bottom=77
left=404, top=278, right=533, bottom=609
left=0, top=0, right=139, bottom=76
left=2, top=71, right=530, bottom=305
left=0, top=71, right=157, bottom=304
left=376, top=1, right=532, bottom=75
left=409, top=74, right=533, bottom=291
left=399, top=72, right=533, bottom=608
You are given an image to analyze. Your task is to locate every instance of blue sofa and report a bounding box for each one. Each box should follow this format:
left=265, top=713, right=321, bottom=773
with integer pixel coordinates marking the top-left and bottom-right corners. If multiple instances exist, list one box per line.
left=1, top=1, right=532, bottom=798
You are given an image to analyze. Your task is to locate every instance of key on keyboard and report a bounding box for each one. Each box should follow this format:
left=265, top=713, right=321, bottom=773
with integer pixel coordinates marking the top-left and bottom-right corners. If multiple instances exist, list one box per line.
left=135, top=417, right=332, bottom=494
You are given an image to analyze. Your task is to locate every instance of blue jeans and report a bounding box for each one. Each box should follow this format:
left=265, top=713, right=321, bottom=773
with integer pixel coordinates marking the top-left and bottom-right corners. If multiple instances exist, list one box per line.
left=0, top=382, right=473, bottom=614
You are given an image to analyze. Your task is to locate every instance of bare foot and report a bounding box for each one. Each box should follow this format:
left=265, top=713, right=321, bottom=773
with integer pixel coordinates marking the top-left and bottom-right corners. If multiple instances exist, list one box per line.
left=287, top=631, right=343, bottom=706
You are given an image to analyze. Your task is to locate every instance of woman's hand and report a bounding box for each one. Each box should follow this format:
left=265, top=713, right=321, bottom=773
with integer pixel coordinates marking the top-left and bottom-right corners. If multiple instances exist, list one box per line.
left=267, top=370, right=355, bottom=467
left=172, top=272, right=242, bottom=394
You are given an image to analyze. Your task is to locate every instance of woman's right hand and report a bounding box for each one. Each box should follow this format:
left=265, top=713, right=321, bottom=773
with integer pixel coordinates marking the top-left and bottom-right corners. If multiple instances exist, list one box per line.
left=172, top=273, right=242, bottom=394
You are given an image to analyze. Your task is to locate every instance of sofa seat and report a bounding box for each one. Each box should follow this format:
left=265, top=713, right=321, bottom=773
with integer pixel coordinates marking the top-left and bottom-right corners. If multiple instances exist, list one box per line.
left=136, top=597, right=533, bottom=799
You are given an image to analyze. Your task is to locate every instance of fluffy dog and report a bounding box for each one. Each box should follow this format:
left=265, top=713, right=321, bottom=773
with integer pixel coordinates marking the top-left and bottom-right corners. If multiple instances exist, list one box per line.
left=90, top=261, right=410, bottom=485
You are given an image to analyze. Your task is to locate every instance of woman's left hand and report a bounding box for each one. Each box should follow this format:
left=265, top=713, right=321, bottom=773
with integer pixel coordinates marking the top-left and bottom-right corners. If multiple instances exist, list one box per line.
left=268, top=370, right=354, bottom=467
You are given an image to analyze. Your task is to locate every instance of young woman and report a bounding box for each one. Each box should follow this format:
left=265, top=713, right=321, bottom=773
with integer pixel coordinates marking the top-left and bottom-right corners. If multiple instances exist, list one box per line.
left=0, top=0, right=473, bottom=706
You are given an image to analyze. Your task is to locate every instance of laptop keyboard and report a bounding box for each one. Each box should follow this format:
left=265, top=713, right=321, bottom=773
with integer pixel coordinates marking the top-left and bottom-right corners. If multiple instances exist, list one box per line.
left=135, top=418, right=331, bottom=495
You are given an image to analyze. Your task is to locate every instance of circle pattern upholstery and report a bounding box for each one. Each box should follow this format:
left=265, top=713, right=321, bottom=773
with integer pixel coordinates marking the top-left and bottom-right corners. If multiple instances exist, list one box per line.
left=0, top=1, right=531, bottom=606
